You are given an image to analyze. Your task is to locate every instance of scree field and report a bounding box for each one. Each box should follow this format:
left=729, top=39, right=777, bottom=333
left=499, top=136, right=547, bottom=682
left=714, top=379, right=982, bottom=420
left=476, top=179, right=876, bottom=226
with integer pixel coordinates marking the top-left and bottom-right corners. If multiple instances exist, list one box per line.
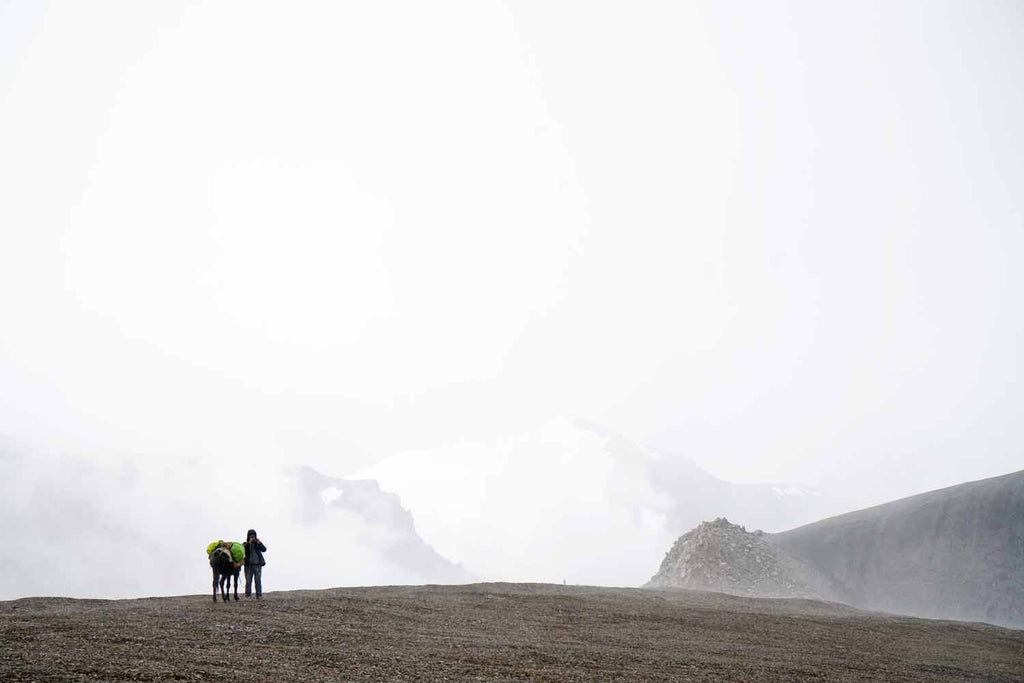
left=2, top=583, right=1022, bottom=682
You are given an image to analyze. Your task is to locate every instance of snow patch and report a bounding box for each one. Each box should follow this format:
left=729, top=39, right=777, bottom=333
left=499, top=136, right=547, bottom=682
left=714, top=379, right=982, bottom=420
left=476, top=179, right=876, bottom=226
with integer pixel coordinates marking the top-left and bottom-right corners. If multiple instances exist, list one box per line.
left=321, top=486, right=343, bottom=505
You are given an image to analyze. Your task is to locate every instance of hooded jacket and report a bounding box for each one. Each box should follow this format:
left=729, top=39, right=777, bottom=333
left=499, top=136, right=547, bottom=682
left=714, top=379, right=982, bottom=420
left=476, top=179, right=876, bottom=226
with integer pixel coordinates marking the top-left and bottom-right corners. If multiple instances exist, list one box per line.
left=244, top=529, right=267, bottom=566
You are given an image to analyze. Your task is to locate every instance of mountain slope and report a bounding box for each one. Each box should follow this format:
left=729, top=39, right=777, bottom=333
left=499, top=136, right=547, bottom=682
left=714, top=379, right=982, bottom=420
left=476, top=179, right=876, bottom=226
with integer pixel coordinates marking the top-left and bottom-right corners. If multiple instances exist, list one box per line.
left=647, top=470, right=1024, bottom=628
left=768, top=468, right=1024, bottom=627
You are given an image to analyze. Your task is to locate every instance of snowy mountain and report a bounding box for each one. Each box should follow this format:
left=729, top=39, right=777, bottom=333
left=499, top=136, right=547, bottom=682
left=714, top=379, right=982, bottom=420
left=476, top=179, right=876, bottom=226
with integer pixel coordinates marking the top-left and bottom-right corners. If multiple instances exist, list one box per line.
left=289, top=466, right=472, bottom=584
left=351, top=417, right=831, bottom=586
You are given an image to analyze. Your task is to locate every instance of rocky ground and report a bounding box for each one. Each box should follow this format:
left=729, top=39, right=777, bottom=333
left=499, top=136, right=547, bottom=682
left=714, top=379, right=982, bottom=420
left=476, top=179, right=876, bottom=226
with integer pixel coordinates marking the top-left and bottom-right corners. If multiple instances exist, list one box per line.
left=2, top=583, right=1022, bottom=682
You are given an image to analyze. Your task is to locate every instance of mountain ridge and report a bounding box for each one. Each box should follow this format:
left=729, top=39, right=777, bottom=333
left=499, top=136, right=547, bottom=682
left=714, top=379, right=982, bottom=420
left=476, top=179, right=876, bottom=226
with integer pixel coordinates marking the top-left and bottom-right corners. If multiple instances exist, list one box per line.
left=769, top=468, right=1024, bottom=627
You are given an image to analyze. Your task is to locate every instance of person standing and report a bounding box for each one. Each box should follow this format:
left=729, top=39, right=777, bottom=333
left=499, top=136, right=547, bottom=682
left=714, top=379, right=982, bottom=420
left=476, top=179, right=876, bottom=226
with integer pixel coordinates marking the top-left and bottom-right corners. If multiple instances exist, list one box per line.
left=243, top=529, right=267, bottom=598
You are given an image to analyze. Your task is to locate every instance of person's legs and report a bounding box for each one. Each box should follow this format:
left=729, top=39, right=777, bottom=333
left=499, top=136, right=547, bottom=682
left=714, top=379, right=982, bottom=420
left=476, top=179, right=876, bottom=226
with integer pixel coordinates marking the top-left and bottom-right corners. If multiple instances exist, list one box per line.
left=254, top=565, right=263, bottom=598
left=244, top=565, right=253, bottom=597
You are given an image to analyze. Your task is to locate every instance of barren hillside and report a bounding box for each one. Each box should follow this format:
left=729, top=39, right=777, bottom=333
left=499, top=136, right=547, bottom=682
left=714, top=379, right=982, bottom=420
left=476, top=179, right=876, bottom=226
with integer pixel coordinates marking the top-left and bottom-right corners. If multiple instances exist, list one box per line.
left=770, top=469, right=1024, bottom=627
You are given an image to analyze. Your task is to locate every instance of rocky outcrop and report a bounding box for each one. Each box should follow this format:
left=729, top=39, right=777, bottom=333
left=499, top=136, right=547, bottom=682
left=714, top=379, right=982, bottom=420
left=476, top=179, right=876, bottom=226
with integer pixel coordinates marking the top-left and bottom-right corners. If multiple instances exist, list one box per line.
left=645, top=518, right=829, bottom=599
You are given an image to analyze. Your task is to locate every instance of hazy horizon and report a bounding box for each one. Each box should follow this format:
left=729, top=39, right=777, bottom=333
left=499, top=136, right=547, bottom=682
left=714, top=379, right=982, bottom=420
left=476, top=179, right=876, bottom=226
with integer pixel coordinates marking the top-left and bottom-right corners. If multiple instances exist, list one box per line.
left=2, top=1, right=1022, bottom=599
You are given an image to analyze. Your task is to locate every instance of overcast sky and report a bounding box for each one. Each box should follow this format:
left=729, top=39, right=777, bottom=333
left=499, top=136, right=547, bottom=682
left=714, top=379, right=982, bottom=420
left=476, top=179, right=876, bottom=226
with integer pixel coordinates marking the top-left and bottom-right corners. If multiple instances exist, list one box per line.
left=1, top=1, right=1022, bottom=501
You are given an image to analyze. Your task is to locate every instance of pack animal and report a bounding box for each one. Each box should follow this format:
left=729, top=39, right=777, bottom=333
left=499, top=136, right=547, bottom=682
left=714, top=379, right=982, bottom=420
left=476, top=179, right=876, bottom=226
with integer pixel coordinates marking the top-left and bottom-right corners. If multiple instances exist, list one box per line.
left=209, top=546, right=241, bottom=602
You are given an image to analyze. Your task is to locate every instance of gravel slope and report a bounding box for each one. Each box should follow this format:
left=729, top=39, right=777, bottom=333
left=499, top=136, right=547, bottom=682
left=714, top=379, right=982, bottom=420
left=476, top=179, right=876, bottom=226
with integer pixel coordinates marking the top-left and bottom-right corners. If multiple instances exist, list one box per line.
left=770, top=469, right=1024, bottom=627
left=2, top=583, right=1022, bottom=682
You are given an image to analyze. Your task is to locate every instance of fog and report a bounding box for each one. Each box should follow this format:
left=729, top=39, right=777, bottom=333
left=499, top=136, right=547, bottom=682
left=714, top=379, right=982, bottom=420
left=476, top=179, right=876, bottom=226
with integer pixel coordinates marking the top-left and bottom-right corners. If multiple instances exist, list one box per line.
left=0, top=434, right=471, bottom=598
left=353, top=417, right=847, bottom=586
left=1, top=1, right=1022, bottom=599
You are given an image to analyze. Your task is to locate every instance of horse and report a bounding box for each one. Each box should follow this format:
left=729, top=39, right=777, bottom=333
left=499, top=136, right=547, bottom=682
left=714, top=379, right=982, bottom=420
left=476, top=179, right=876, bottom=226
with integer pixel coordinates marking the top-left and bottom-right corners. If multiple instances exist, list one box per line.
left=210, top=546, right=241, bottom=602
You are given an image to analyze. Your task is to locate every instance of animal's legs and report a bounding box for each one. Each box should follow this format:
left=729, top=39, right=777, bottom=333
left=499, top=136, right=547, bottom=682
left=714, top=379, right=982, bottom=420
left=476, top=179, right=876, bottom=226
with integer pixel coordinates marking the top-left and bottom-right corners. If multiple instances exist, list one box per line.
left=211, top=568, right=219, bottom=602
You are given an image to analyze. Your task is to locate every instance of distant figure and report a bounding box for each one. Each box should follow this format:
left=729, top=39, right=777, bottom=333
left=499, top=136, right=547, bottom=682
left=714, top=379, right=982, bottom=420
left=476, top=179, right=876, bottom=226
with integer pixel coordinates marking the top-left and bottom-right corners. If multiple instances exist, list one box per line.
left=243, top=529, right=267, bottom=599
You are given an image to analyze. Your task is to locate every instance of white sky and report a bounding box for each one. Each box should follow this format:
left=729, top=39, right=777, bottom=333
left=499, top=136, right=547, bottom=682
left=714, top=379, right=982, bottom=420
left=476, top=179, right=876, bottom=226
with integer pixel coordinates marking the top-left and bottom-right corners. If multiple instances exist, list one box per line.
left=2, top=1, right=1022, bottom=500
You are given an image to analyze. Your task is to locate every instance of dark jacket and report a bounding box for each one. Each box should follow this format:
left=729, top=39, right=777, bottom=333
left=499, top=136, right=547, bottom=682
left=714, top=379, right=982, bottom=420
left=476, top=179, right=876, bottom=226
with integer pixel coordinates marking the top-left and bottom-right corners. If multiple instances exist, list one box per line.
left=244, top=529, right=267, bottom=566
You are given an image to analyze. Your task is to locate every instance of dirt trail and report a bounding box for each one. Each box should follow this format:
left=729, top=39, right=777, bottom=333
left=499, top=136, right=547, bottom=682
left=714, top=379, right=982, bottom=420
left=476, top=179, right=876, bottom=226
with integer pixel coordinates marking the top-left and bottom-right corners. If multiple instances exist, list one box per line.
left=2, top=583, right=1022, bottom=681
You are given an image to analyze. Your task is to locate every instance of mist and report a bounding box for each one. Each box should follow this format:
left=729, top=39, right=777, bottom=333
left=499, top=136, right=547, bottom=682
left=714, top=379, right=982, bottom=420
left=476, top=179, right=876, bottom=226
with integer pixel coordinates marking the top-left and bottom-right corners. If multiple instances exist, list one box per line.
left=353, top=417, right=838, bottom=586
left=0, top=435, right=470, bottom=599
left=2, top=1, right=1022, bottom=600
